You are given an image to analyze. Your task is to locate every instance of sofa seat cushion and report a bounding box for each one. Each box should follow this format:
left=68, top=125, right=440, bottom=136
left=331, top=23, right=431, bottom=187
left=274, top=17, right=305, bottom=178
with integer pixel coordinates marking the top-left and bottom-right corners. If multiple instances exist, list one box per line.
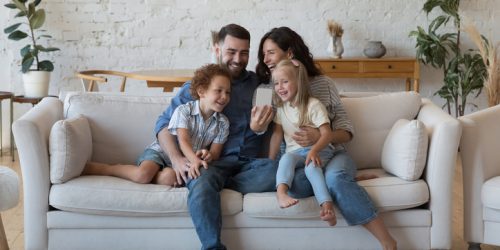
left=49, top=176, right=242, bottom=216
left=244, top=169, right=429, bottom=218
left=482, top=176, right=500, bottom=210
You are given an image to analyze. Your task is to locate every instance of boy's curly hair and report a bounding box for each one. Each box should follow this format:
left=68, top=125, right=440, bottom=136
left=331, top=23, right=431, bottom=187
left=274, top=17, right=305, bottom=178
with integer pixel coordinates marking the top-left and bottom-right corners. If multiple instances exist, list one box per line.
left=190, top=64, right=232, bottom=99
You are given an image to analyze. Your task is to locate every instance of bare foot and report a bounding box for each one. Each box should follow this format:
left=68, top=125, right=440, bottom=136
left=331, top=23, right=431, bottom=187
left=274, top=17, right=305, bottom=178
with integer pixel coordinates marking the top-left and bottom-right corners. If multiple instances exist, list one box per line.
left=82, top=162, right=110, bottom=175
left=355, top=173, right=378, bottom=181
left=276, top=192, right=299, bottom=208
left=320, top=202, right=337, bottom=226
left=382, top=238, right=397, bottom=250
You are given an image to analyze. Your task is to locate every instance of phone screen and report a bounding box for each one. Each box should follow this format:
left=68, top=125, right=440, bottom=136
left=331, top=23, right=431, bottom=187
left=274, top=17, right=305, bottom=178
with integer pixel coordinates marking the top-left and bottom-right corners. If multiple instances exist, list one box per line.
left=255, top=88, right=273, bottom=106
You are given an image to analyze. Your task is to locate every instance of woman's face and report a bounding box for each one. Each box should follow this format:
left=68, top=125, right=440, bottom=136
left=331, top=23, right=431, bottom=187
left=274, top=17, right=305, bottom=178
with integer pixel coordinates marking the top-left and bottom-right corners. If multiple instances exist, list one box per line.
left=262, top=39, right=290, bottom=72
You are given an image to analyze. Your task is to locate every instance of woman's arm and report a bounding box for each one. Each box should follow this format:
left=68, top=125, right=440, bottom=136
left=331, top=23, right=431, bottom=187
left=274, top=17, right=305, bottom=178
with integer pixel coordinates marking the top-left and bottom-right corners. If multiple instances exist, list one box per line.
left=268, top=123, right=284, bottom=160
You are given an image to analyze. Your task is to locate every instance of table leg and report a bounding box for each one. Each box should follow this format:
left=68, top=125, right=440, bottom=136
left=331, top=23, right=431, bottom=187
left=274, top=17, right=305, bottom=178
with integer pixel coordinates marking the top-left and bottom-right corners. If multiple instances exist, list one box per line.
left=414, top=79, right=420, bottom=93
left=10, top=99, right=14, bottom=162
left=0, top=101, right=2, bottom=157
left=405, top=78, right=411, bottom=91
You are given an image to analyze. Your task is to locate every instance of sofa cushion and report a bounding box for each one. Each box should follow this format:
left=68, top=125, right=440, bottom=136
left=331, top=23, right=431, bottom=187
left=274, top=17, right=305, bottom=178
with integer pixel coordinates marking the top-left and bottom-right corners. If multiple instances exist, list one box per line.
left=64, top=92, right=175, bottom=165
left=342, top=92, right=422, bottom=169
left=382, top=119, right=428, bottom=181
left=244, top=169, right=429, bottom=218
left=482, top=176, right=500, bottom=210
left=49, top=176, right=242, bottom=216
left=49, top=115, right=92, bottom=184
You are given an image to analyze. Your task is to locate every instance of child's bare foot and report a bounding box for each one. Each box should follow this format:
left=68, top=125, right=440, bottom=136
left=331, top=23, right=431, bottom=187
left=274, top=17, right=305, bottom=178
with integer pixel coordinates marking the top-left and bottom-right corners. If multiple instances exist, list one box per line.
left=320, top=202, right=337, bottom=226
left=381, top=238, right=397, bottom=250
left=82, top=162, right=109, bottom=175
left=276, top=192, right=299, bottom=208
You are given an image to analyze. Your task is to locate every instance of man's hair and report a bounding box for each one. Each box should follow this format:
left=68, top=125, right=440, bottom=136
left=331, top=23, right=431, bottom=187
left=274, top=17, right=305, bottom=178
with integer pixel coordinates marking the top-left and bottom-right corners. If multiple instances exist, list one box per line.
left=256, top=26, right=321, bottom=83
left=190, top=64, right=231, bottom=99
left=217, top=23, right=251, bottom=44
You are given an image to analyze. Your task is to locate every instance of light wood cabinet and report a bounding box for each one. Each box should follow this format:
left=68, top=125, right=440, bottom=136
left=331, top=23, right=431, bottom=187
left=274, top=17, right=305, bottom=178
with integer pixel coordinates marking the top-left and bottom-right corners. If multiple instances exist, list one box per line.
left=315, top=57, right=420, bottom=92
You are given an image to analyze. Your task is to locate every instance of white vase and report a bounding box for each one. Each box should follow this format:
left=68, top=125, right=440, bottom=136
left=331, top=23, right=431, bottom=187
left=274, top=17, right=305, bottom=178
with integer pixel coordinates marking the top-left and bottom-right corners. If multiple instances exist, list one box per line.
left=22, top=71, right=50, bottom=98
left=327, top=36, right=344, bottom=59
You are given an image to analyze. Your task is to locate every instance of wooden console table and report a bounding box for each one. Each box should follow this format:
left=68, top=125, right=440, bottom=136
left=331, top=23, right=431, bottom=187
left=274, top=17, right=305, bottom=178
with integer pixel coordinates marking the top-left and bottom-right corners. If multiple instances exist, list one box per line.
left=315, top=57, right=420, bottom=92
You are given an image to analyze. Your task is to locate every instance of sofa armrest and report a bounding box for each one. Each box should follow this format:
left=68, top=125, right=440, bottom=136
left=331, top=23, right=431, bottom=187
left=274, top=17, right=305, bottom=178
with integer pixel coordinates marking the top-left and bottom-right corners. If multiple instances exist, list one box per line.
left=12, top=97, right=63, bottom=250
left=458, top=104, right=500, bottom=243
left=416, top=99, right=461, bottom=249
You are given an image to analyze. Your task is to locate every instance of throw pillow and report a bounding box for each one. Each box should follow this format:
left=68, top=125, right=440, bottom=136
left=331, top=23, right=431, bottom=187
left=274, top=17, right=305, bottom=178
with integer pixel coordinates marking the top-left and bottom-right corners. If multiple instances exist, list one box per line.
left=381, top=119, right=428, bottom=181
left=49, top=115, right=92, bottom=184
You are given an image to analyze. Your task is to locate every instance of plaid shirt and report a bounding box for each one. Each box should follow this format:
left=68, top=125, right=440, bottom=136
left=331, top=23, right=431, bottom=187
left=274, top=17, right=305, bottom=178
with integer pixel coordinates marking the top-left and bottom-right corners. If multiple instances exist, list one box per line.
left=149, top=100, right=229, bottom=153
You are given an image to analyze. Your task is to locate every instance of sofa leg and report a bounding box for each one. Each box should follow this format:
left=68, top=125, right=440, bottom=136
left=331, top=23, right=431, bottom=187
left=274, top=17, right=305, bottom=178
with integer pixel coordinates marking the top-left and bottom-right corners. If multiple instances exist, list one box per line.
left=468, top=242, right=481, bottom=250
left=0, top=215, right=9, bottom=250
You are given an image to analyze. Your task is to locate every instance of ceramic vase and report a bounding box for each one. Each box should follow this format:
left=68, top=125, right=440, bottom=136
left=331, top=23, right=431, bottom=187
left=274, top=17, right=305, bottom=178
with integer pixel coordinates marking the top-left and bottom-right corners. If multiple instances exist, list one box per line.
left=363, top=41, right=386, bottom=58
left=22, top=70, right=50, bottom=98
left=327, top=36, right=344, bottom=59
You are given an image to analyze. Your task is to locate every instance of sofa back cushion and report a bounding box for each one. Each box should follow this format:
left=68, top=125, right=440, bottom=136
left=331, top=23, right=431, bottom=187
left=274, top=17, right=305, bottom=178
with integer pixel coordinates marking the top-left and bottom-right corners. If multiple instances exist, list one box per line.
left=342, top=92, right=422, bottom=169
left=64, top=92, right=175, bottom=164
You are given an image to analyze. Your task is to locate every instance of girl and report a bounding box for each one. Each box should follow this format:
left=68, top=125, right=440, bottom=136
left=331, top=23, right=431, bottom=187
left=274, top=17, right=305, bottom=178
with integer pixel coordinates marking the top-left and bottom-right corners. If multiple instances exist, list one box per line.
left=269, top=59, right=337, bottom=226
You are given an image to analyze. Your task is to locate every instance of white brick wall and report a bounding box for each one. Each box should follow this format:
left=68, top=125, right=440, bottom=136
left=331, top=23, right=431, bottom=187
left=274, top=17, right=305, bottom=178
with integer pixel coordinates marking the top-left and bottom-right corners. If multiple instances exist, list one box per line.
left=0, top=0, right=499, bottom=148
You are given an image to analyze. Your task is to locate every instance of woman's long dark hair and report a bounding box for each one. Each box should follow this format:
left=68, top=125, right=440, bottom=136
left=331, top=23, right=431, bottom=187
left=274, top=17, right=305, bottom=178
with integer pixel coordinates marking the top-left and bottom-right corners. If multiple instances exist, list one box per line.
left=256, top=27, right=321, bottom=83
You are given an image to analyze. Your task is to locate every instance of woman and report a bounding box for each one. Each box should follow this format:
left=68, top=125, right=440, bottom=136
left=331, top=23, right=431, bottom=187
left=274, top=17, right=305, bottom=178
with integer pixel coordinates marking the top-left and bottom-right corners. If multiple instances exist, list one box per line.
left=255, top=27, right=397, bottom=250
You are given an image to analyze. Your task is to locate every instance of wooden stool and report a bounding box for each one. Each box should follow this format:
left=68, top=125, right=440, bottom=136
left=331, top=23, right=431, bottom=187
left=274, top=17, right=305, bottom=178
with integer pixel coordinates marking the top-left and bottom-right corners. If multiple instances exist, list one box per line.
left=10, top=95, right=55, bottom=162
left=0, top=92, right=13, bottom=157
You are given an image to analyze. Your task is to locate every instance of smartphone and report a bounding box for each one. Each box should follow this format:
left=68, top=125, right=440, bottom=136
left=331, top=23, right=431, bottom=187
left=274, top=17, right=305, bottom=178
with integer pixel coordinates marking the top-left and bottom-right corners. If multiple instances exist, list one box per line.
left=255, top=88, right=273, bottom=106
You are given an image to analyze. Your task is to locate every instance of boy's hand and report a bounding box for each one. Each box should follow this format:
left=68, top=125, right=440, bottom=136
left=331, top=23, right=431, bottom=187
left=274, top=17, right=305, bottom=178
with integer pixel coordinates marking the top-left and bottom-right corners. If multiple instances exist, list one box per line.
left=187, top=159, right=208, bottom=179
left=196, top=149, right=213, bottom=162
left=305, top=150, right=322, bottom=167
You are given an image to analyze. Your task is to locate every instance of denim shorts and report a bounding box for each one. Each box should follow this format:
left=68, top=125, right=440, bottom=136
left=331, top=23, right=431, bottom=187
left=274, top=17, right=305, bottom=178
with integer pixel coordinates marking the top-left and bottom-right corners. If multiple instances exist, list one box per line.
left=136, top=148, right=171, bottom=170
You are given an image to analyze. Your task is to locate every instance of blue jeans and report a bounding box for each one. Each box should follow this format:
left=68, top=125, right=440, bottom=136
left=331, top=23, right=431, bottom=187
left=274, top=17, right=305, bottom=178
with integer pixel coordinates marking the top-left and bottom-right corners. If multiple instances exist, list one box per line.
left=186, top=157, right=277, bottom=250
left=288, top=150, right=377, bottom=225
left=276, top=146, right=334, bottom=205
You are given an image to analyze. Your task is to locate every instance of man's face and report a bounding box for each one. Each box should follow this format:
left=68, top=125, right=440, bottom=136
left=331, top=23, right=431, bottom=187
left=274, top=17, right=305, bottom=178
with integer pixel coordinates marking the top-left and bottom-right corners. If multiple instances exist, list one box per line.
left=216, top=35, right=250, bottom=78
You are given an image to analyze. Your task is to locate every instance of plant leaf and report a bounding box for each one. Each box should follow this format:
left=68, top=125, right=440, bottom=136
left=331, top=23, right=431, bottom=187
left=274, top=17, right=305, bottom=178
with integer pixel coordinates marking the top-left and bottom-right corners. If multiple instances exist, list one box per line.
left=15, top=11, right=27, bottom=17
left=27, top=2, right=35, bottom=18
left=36, top=34, right=52, bottom=40
left=4, top=23, right=22, bottom=34
left=21, top=54, right=34, bottom=73
left=34, top=0, right=42, bottom=7
left=4, top=3, right=17, bottom=9
left=8, top=30, right=28, bottom=40
left=35, top=45, right=59, bottom=52
left=38, top=60, right=54, bottom=72
left=12, top=0, right=27, bottom=12
left=30, top=9, right=45, bottom=29
left=20, top=44, right=31, bottom=57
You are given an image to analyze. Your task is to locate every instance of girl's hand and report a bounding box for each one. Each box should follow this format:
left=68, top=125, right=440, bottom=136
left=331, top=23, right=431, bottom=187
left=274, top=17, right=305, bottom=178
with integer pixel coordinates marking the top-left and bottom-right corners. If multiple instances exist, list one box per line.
left=187, top=159, right=208, bottom=179
left=196, top=149, right=212, bottom=162
left=292, top=126, right=320, bottom=147
left=305, top=150, right=322, bottom=167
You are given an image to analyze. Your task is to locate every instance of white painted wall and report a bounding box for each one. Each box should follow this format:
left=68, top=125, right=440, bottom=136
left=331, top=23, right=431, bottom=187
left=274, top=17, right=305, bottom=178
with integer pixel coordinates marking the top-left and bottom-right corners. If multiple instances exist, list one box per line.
left=1, top=0, right=499, bottom=148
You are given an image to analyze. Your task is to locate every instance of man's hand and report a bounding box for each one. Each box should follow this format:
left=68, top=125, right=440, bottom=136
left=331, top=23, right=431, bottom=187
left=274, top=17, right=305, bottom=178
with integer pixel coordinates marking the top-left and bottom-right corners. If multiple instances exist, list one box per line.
left=196, top=149, right=213, bottom=162
left=171, top=156, right=190, bottom=185
left=187, top=159, right=208, bottom=179
left=250, top=105, right=274, bottom=133
left=292, top=126, right=320, bottom=147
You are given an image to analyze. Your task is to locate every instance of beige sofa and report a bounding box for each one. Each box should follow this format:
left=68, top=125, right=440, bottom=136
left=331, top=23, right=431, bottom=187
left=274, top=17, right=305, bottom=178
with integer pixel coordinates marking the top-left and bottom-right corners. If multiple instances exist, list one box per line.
left=459, top=104, right=500, bottom=249
left=13, top=91, right=461, bottom=250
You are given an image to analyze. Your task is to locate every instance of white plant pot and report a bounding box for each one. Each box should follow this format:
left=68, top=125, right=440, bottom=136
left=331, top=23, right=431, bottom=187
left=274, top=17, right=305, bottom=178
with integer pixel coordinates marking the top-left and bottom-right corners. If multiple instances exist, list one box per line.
left=22, top=71, right=50, bottom=98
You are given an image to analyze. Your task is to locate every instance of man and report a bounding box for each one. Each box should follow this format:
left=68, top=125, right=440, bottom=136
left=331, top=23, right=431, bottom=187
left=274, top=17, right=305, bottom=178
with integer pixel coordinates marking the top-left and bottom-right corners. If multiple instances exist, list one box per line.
left=154, top=24, right=275, bottom=250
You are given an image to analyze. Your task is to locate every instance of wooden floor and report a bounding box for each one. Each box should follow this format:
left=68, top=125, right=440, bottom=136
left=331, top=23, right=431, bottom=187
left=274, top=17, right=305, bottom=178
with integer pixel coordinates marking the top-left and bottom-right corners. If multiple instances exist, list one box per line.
left=1, top=152, right=499, bottom=250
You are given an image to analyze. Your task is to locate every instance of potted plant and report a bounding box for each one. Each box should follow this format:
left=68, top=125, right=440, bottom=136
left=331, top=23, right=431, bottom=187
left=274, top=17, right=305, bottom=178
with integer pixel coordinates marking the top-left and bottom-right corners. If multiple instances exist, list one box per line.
left=4, top=0, right=59, bottom=98
left=409, top=0, right=487, bottom=117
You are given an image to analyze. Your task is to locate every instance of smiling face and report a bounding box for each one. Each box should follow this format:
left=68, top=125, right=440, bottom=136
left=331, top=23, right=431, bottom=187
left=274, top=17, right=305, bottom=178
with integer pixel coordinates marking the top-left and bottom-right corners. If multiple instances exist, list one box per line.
left=272, top=67, right=298, bottom=104
left=198, top=75, right=231, bottom=117
left=263, top=39, right=292, bottom=72
left=216, top=35, right=250, bottom=78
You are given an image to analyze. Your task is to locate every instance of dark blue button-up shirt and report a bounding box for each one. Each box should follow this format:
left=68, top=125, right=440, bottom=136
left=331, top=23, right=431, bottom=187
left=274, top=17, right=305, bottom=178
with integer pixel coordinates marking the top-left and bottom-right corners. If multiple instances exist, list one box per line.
left=154, top=70, right=264, bottom=161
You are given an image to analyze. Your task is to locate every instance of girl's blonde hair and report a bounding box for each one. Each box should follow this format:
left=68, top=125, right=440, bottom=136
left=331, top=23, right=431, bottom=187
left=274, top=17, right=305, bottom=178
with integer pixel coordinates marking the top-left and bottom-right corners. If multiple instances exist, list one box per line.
left=272, top=59, right=311, bottom=126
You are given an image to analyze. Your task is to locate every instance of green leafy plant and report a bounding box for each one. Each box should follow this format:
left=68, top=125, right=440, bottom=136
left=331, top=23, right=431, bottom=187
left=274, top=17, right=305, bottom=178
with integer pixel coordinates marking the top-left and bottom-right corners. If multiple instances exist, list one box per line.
left=409, top=0, right=487, bottom=116
left=4, top=0, right=59, bottom=73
